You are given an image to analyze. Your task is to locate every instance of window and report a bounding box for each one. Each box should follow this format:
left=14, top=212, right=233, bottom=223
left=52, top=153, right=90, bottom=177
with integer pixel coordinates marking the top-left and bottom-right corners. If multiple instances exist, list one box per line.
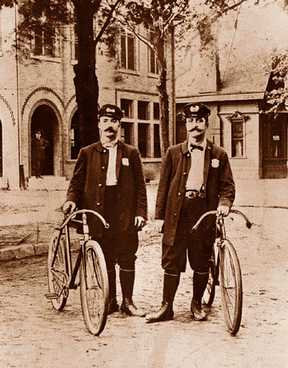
left=153, top=124, right=161, bottom=158
left=121, top=122, right=133, bottom=144
left=70, top=111, right=81, bottom=159
left=229, top=112, right=247, bottom=158
left=118, top=97, right=161, bottom=159
left=138, top=123, right=149, bottom=157
left=153, top=103, right=160, bottom=120
left=33, top=12, right=60, bottom=57
left=121, top=99, right=133, bottom=118
left=34, top=28, right=60, bottom=57
left=120, top=30, right=136, bottom=71
left=138, top=101, right=149, bottom=120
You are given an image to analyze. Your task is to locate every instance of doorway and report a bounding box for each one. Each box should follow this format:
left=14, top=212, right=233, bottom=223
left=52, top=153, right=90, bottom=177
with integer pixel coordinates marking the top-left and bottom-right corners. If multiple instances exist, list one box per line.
left=30, top=104, right=59, bottom=176
left=261, top=113, right=288, bottom=178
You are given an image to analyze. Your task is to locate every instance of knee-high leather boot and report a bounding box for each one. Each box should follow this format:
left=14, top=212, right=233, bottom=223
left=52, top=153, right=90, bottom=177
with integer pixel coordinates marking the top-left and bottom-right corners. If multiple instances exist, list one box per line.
left=107, top=267, right=119, bottom=314
left=191, top=271, right=209, bottom=321
left=119, top=268, right=145, bottom=317
left=146, top=272, right=180, bottom=323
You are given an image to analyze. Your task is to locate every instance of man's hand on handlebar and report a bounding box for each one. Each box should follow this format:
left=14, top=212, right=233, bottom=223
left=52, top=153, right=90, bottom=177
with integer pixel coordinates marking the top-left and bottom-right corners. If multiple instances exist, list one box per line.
left=217, top=204, right=230, bottom=217
left=62, top=201, right=76, bottom=215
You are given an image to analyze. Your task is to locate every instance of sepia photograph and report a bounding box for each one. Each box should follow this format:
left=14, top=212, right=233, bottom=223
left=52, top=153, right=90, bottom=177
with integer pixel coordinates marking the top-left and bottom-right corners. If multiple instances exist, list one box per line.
left=0, top=0, right=287, bottom=367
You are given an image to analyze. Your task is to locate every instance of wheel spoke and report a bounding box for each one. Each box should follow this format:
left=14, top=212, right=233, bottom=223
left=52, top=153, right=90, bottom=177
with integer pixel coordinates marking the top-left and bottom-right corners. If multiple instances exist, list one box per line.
left=80, top=241, right=109, bottom=336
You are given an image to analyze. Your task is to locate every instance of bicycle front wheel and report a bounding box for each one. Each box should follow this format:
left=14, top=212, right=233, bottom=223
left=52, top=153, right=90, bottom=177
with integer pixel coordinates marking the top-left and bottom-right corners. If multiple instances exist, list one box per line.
left=219, top=239, right=243, bottom=335
left=203, top=245, right=218, bottom=307
left=47, top=232, right=69, bottom=311
left=80, top=240, right=109, bottom=336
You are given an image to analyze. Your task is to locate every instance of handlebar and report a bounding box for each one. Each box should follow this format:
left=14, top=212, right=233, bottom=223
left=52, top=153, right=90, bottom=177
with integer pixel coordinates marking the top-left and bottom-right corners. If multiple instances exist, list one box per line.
left=59, top=209, right=110, bottom=230
left=191, top=208, right=253, bottom=232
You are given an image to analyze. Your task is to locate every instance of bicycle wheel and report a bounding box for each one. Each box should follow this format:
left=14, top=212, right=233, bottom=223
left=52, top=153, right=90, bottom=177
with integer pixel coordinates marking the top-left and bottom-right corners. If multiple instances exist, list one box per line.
left=47, top=232, right=69, bottom=311
left=219, top=238, right=243, bottom=335
left=80, top=240, right=109, bottom=336
left=202, top=257, right=216, bottom=307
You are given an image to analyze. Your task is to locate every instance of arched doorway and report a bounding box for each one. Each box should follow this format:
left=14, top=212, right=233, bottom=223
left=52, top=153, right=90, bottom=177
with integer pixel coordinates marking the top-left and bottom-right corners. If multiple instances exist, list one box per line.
left=30, top=104, right=59, bottom=176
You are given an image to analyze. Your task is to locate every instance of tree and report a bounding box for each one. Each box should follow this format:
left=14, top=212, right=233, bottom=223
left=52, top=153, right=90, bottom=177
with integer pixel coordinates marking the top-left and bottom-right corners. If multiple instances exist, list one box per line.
left=0, top=0, right=122, bottom=147
left=112, top=0, right=249, bottom=154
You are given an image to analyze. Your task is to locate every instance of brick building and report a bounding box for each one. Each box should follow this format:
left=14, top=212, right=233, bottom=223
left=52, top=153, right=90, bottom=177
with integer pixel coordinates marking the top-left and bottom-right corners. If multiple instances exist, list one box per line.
left=0, top=6, right=173, bottom=189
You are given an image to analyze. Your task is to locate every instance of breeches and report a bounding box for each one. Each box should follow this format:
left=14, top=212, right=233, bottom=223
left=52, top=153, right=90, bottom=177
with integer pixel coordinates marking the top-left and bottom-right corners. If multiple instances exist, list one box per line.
left=162, top=197, right=215, bottom=274
left=95, top=186, right=138, bottom=271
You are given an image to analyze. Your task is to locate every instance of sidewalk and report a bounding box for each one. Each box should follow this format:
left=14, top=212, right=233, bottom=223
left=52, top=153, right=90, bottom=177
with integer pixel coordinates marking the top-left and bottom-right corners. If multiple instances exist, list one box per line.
left=0, top=178, right=287, bottom=262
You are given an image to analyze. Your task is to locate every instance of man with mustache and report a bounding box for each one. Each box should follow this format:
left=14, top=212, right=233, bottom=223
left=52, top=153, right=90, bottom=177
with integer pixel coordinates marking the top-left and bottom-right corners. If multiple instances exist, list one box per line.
left=146, top=103, right=235, bottom=323
left=63, top=104, right=147, bottom=316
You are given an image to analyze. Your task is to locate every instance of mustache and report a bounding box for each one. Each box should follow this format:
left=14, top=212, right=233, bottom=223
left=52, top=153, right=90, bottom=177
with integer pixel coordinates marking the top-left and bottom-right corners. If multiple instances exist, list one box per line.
left=189, top=127, right=203, bottom=132
left=104, top=126, right=117, bottom=133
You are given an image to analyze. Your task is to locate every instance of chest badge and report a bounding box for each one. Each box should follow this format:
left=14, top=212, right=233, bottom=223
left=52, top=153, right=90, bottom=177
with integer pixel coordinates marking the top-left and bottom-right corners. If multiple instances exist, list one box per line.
left=122, top=157, right=129, bottom=166
left=211, top=158, right=220, bottom=168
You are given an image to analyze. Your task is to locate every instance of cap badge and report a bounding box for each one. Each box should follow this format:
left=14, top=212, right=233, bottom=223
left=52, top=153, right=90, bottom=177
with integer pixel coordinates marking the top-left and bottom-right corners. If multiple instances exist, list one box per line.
left=190, top=105, right=199, bottom=113
left=106, top=107, right=115, bottom=113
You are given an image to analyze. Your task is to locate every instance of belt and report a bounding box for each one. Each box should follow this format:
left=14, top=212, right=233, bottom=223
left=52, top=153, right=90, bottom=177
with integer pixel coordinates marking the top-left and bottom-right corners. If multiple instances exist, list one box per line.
left=185, top=190, right=205, bottom=199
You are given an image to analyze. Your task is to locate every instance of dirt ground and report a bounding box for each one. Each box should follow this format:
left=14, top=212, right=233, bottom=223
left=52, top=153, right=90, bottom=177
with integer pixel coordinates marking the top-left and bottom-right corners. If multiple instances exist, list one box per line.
left=0, top=206, right=288, bottom=368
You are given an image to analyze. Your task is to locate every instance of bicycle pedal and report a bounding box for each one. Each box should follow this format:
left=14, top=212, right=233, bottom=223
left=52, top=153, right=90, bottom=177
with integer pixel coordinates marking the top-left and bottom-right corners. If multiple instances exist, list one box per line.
left=45, top=292, right=59, bottom=300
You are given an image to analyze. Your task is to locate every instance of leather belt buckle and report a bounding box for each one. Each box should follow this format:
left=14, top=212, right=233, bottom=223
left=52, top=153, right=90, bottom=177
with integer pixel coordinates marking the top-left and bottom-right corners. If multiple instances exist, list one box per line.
left=185, top=190, right=200, bottom=199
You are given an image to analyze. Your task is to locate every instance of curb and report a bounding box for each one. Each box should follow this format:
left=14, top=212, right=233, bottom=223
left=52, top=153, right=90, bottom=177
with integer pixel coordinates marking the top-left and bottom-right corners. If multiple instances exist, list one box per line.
left=0, top=223, right=161, bottom=262
left=0, top=242, right=48, bottom=262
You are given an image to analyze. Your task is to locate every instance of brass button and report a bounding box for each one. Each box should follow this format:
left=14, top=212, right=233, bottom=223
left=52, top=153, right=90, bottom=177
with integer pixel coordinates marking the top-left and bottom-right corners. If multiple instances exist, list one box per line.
left=101, top=166, right=105, bottom=170
left=96, top=202, right=101, bottom=206
left=173, top=212, right=177, bottom=216
left=178, top=192, right=181, bottom=196
left=187, top=153, right=190, bottom=157
left=98, top=183, right=103, bottom=187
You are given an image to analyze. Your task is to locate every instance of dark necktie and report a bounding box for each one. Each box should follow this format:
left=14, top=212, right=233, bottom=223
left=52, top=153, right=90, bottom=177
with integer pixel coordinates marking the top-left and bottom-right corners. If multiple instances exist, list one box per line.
left=190, top=144, right=203, bottom=151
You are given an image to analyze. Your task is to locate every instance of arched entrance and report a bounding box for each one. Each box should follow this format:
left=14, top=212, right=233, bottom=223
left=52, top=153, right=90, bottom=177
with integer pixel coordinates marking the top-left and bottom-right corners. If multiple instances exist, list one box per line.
left=30, top=104, right=59, bottom=176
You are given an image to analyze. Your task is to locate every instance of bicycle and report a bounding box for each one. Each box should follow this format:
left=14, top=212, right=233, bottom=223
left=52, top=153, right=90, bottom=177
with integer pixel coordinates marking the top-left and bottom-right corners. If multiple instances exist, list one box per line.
left=46, top=209, right=110, bottom=336
left=191, top=208, right=252, bottom=336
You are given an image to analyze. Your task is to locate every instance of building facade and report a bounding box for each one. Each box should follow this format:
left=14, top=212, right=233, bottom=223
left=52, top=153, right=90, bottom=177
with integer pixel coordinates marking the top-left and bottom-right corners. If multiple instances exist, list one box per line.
left=176, top=2, right=288, bottom=180
left=0, top=6, right=172, bottom=189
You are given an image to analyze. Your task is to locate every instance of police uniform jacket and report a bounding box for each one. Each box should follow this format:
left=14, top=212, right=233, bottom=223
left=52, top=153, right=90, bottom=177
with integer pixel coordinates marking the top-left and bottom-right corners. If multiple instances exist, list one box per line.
left=66, top=141, right=147, bottom=238
left=156, top=140, right=235, bottom=246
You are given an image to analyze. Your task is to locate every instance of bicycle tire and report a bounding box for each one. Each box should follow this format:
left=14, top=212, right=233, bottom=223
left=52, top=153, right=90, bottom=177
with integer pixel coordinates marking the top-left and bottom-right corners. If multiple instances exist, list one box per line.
left=219, top=238, right=243, bottom=335
left=80, top=240, right=109, bottom=336
left=47, top=232, right=69, bottom=311
left=202, top=257, right=216, bottom=307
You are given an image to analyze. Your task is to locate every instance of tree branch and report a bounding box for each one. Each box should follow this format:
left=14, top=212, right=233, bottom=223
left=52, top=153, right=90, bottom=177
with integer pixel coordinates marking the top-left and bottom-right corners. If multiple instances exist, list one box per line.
left=95, top=0, right=123, bottom=44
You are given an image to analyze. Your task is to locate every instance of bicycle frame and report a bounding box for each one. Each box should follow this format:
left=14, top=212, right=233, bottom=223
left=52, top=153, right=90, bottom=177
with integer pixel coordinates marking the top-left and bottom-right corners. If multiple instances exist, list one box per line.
left=191, top=207, right=252, bottom=335
left=51, top=210, right=109, bottom=291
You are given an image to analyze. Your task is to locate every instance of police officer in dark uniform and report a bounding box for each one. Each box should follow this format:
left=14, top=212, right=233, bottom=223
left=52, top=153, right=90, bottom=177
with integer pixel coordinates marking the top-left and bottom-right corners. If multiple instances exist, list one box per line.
left=63, top=104, right=147, bottom=316
left=146, top=103, right=235, bottom=323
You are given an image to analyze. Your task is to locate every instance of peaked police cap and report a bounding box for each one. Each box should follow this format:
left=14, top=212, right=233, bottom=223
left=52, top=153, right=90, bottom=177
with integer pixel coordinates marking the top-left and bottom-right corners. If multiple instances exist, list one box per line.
left=183, top=103, right=210, bottom=119
left=99, top=104, right=123, bottom=120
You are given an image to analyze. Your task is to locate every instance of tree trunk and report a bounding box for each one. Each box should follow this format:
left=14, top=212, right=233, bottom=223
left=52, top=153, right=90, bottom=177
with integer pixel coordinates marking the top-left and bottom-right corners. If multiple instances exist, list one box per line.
left=157, top=40, right=170, bottom=155
left=73, top=2, right=99, bottom=147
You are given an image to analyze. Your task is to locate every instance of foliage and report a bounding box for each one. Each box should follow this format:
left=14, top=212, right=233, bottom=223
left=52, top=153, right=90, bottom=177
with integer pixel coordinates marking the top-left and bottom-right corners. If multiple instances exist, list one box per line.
left=264, top=52, right=288, bottom=113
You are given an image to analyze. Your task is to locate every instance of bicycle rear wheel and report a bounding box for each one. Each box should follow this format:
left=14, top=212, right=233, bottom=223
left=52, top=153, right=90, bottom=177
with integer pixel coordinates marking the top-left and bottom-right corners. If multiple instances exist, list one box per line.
left=219, top=238, right=243, bottom=335
left=47, top=232, right=69, bottom=311
left=80, top=240, right=109, bottom=336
